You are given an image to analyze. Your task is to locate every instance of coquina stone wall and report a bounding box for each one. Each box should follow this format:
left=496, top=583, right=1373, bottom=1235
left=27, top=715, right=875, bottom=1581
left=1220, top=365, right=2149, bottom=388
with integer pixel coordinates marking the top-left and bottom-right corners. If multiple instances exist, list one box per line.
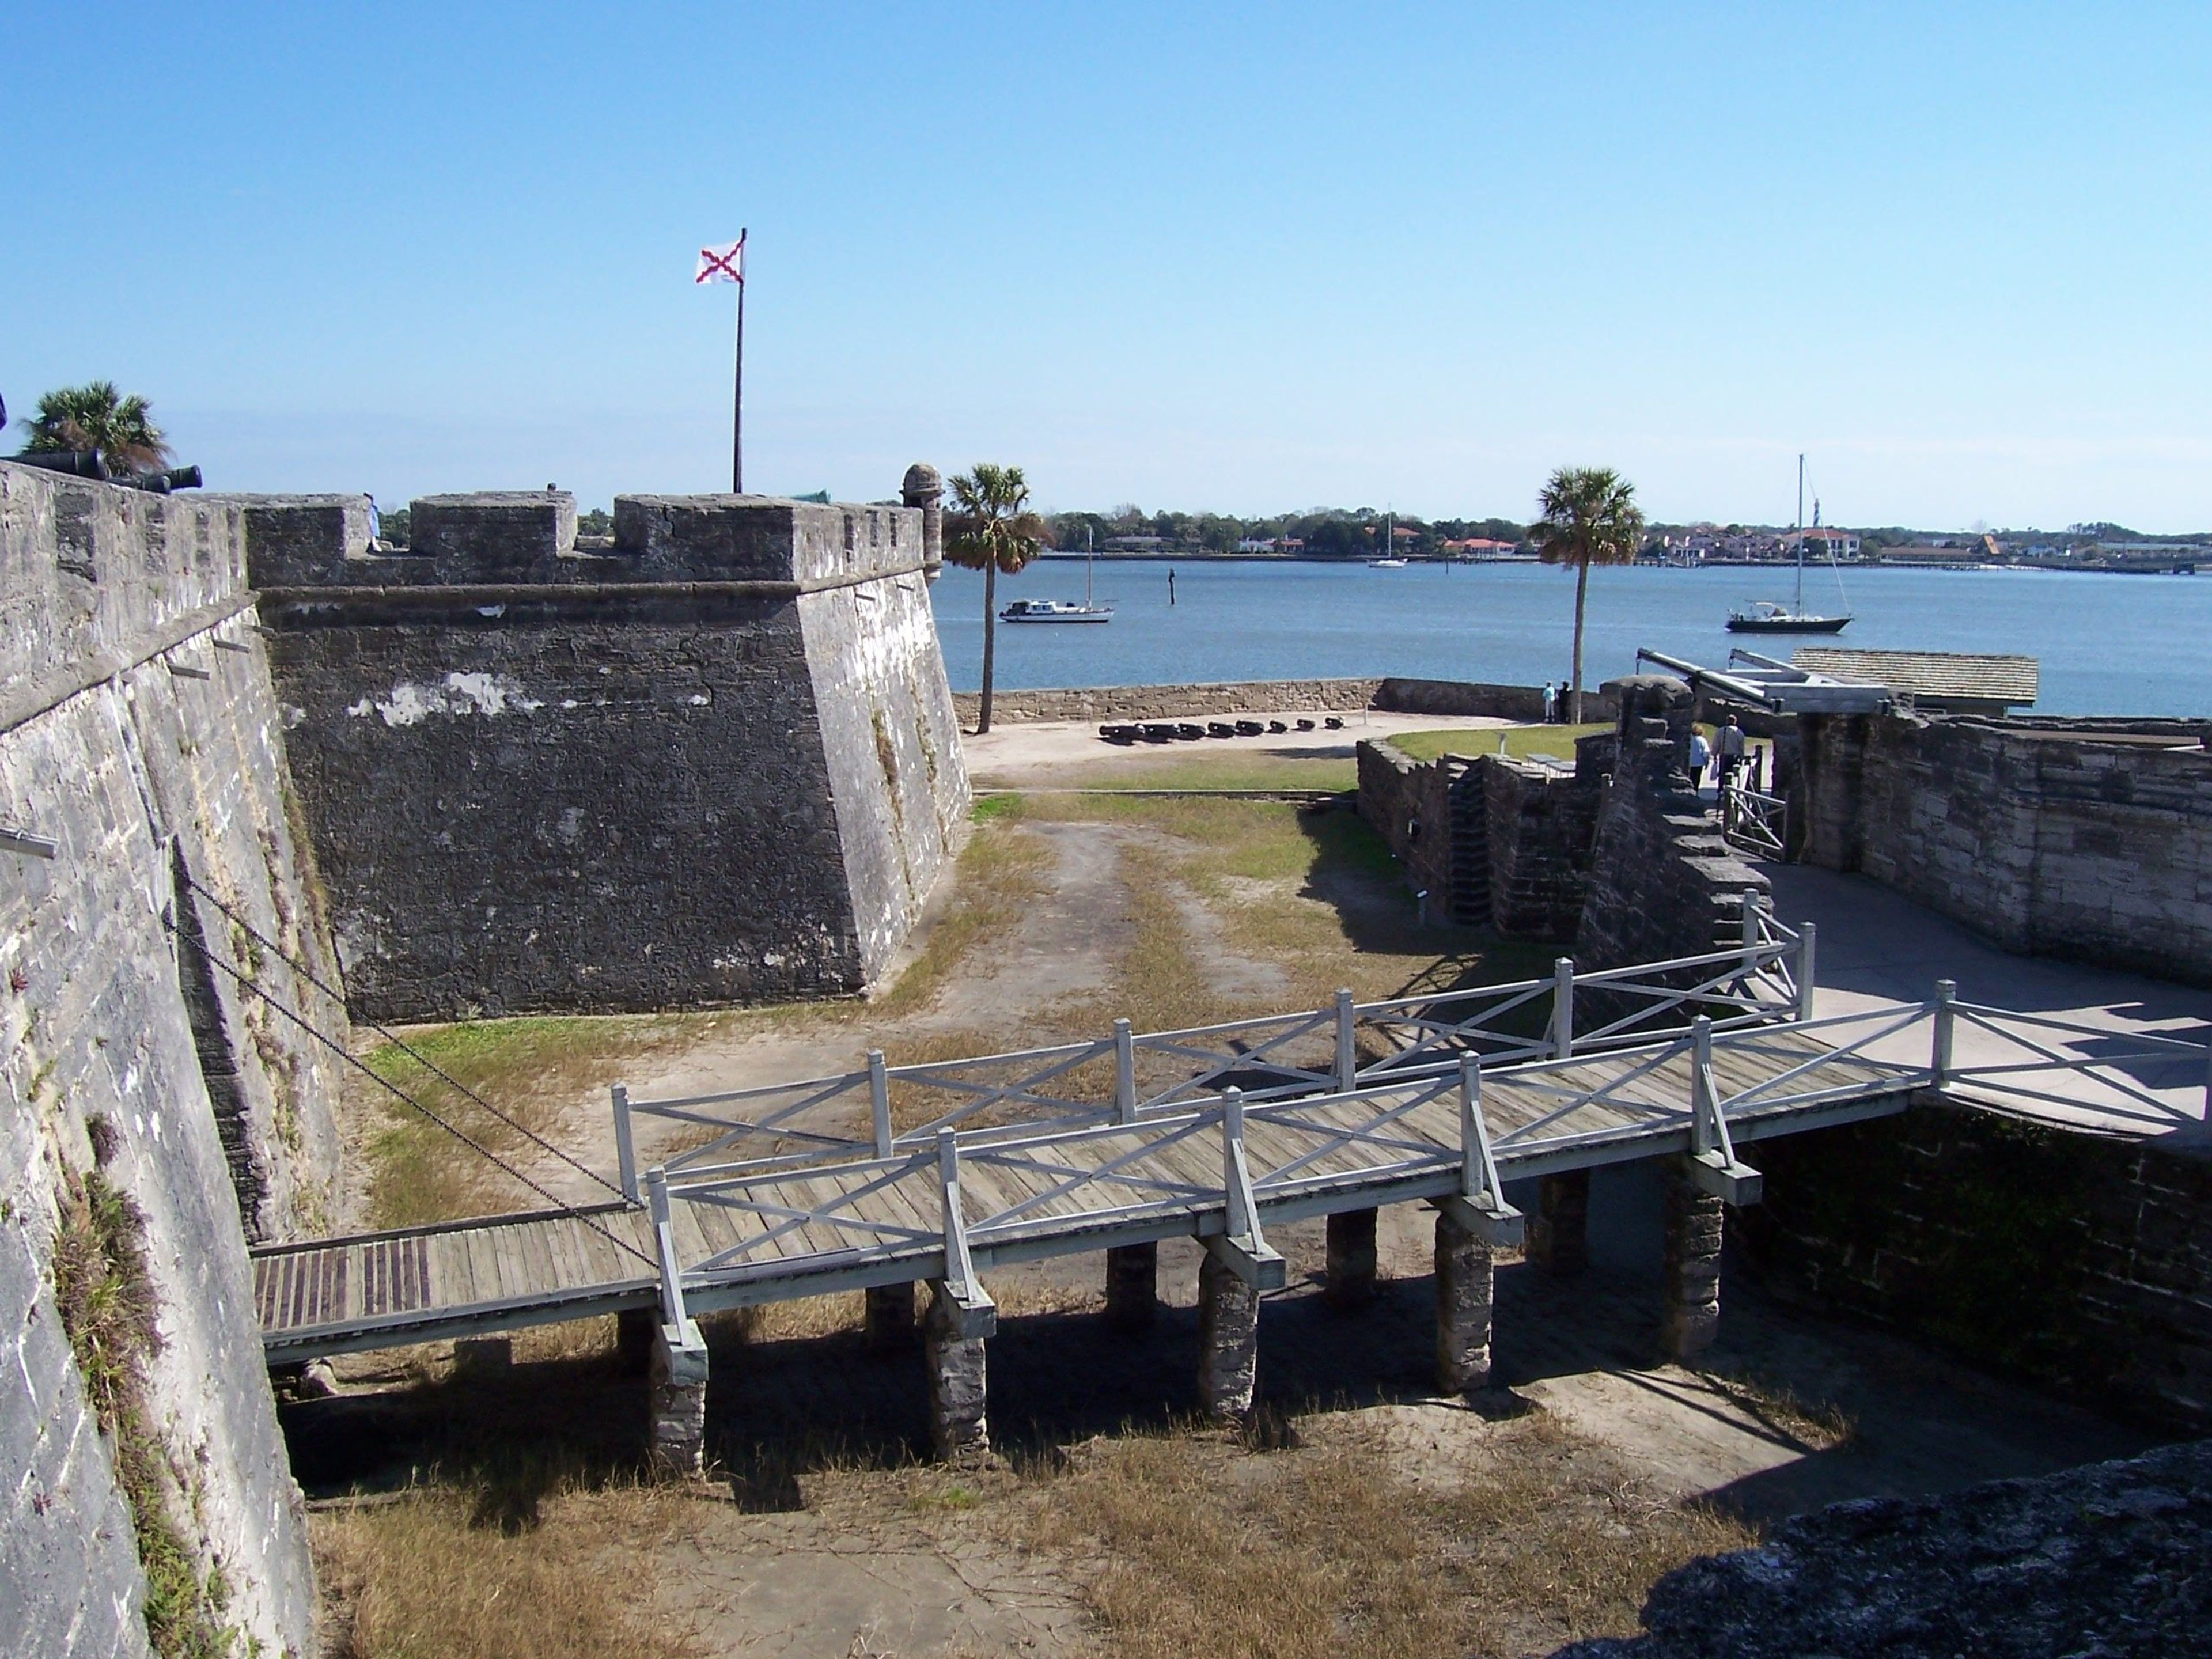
left=1483, top=751, right=1604, bottom=939
left=1795, top=711, right=2212, bottom=984
left=259, top=486, right=970, bottom=1020
left=1357, top=736, right=1603, bottom=941
left=1355, top=738, right=1457, bottom=908
left=1739, top=1096, right=2212, bottom=1435
left=1, top=461, right=331, bottom=1658
left=1575, top=677, right=1770, bottom=975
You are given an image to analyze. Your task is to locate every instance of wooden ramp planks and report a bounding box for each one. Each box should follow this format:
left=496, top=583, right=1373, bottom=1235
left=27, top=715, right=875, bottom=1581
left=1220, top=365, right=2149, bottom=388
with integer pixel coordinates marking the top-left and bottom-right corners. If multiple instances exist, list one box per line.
left=253, top=1024, right=1924, bottom=1360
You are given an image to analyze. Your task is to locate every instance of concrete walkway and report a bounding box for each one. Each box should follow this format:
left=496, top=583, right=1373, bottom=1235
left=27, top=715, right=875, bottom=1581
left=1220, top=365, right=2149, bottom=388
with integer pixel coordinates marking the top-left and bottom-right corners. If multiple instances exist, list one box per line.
left=1764, top=861, right=2212, bottom=1145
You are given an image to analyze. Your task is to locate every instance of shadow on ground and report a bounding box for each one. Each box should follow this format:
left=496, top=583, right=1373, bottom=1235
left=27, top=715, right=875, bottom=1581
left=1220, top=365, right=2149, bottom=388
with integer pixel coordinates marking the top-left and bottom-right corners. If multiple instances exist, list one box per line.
left=283, top=1171, right=2155, bottom=1533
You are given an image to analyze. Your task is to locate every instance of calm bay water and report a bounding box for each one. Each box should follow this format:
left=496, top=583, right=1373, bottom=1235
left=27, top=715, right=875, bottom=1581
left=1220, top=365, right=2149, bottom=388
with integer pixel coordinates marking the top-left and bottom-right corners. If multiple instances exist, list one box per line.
left=929, top=559, right=2212, bottom=718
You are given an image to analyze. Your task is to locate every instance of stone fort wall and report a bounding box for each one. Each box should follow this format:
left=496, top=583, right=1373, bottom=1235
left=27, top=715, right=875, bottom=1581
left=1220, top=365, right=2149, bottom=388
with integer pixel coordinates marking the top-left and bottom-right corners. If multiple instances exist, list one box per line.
left=256, top=483, right=971, bottom=1020
left=1796, top=711, right=2212, bottom=985
left=1, top=461, right=332, bottom=1657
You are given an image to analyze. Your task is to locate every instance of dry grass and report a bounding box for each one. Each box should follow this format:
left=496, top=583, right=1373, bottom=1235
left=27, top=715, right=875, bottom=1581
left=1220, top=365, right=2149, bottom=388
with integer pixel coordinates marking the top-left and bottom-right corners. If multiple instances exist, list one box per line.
left=1018, top=1410, right=1753, bottom=1659
left=869, top=809, right=1055, bottom=1018
left=313, top=1476, right=704, bottom=1659
left=1698, top=1366, right=1858, bottom=1452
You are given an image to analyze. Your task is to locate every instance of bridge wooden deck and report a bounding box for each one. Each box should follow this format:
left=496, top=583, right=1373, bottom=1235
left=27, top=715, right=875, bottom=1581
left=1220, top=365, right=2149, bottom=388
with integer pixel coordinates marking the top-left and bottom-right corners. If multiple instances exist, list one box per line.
left=256, top=1019, right=1925, bottom=1363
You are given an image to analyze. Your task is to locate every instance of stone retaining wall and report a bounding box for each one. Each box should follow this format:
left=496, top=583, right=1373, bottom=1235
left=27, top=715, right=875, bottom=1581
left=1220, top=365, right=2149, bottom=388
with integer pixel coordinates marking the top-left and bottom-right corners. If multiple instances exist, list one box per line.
left=1355, top=738, right=1456, bottom=910
left=1796, top=711, right=2212, bottom=984
left=1484, top=753, right=1603, bottom=940
left=259, top=486, right=970, bottom=1018
left=1, top=460, right=325, bottom=1657
left=1575, top=677, right=1770, bottom=976
left=1738, top=1094, right=2212, bottom=1434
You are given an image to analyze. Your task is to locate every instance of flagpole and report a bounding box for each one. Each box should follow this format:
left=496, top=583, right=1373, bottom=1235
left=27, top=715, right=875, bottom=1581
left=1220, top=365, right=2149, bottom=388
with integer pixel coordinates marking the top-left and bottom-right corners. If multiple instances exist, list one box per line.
left=731, top=225, right=747, bottom=493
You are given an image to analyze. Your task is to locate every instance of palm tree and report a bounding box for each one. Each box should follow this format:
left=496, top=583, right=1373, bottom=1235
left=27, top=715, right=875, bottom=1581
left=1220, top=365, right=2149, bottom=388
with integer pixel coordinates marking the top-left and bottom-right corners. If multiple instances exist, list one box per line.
left=18, top=381, right=172, bottom=473
left=944, top=463, right=1050, bottom=734
left=1529, top=466, right=1645, bottom=723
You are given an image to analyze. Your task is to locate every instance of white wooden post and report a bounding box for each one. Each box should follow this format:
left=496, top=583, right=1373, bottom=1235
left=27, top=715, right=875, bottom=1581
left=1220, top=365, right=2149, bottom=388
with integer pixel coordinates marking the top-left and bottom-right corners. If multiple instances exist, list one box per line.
left=2202, top=1036, right=2211, bottom=1120
left=1445, top=1055, right=1521, bottom=1245
left=1214, top=1088, right=1286, bottom=1286
left=1113, top=1018, right=1137, bottom=1124
left=1223, top=1088, right=1249, bottom=1240
left=1741, top=893, right=1762, bottom=956
left=612, top=1084, right=638, bottom=1203
left=1796, top=923, right=1817, bottom=1022
left=937, top=1130, right=979, bottom=1301
left=1931, top=979, right=1956, bottom=1088
left=1334, top=988, right=1357, bottom=1093
left=1551, top=957, right=1575, bottom=1059
left=645, top=1166, right=688, bottom=1327
left=869, top=1049, right=893, bottom=1157
left=1690, top=1016, right=1716, bottom=1153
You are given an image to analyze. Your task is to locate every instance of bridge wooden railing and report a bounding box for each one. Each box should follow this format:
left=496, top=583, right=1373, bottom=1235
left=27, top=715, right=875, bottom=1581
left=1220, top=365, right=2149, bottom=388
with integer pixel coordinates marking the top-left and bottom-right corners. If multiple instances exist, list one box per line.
left=611, top=902, right=1814, bottom=1196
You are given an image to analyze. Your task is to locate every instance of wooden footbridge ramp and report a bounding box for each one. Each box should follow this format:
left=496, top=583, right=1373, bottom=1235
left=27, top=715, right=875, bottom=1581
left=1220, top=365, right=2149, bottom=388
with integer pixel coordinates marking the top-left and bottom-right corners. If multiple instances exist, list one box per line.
left=257, top=916, right=1947, bottom=1365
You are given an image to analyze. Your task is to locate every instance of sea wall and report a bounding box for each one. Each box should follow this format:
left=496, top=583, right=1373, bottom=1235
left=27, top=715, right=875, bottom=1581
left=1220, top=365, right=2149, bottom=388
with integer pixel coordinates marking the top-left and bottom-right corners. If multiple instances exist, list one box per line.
left=953, top=678, right=1382, bottom=725
left=1, top=461, right=329, bottom=1657
left=1377, top=676, right=1620, bottom=725
left=952, top=675, right=1620, bottom=727
left=1738, top=1096, right=2212, bottom=1434
left=1796, top=711, right=2212, bottom=983
left=259, top=486, right=970, bottom=1020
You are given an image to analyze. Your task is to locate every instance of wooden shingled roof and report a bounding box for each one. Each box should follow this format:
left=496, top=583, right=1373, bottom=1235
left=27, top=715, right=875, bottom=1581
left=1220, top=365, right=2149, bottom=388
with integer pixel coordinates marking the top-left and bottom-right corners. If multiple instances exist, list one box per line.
left=1791, top=647, right=2039, bottom=706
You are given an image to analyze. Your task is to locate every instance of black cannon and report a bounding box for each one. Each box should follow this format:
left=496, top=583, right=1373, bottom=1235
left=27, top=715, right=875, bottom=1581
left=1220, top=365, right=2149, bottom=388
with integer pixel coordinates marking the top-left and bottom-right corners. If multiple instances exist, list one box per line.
left=119, top=464, right=203, bottom=494
left=7, top=448, right=109, bottom=479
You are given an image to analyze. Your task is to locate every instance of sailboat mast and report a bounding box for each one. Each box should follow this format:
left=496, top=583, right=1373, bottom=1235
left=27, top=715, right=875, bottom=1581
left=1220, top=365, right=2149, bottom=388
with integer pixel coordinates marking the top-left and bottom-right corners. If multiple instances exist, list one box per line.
left=1086, top=526, right=1094, bottom=607
left=1794, top=453, right=1806, bottom=613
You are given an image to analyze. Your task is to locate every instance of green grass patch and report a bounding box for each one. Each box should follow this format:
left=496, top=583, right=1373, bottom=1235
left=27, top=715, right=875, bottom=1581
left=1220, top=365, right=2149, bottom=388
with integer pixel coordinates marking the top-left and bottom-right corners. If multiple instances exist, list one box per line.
left=1389, top=723, right=1612, bottom=766
left=362, top=1014, right=691, bottom=1228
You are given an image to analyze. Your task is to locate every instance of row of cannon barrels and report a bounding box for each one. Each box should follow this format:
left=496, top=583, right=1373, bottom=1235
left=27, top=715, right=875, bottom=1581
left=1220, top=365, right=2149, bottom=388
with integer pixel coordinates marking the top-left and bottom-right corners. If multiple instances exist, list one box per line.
left=1097, top=715, right=1346, bottom=745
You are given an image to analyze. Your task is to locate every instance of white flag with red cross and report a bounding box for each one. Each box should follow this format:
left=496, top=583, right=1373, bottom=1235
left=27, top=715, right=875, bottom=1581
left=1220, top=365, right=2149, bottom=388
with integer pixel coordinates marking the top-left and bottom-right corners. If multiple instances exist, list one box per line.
left=695, top=236, right=744, bottom=285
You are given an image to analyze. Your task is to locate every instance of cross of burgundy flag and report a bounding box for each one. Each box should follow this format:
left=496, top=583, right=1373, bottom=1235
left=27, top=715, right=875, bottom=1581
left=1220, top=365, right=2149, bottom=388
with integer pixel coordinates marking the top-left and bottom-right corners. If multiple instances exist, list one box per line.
left=695, top=236, right=745, bottom=285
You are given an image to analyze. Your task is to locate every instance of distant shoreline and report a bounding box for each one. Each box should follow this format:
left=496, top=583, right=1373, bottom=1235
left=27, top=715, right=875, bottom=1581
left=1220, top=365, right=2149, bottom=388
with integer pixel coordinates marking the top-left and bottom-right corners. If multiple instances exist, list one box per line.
left=1024, top=551, right=2194, bottom=575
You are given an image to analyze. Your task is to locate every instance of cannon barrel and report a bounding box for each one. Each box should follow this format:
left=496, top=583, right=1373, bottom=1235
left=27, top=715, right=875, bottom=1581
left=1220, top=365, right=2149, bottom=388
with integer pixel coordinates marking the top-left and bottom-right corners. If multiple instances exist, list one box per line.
left=120, top=465, right=203, bottom=494
left=7, top=448, right=109, bottom=480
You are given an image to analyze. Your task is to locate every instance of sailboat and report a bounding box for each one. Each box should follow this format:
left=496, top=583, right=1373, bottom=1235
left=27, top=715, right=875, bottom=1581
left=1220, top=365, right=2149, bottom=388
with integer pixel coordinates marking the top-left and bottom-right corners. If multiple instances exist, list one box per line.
left=1002, top=527, right=1113, bottom=623
left=1366, top=509, right=1410, bottom=567
left=1727, top=456, right=1853, bottom=634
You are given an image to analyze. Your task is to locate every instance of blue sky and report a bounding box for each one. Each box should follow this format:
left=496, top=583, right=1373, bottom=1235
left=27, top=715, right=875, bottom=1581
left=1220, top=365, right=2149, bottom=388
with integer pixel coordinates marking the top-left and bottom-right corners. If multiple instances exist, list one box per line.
left=7, top=3, right=2210, bottom=528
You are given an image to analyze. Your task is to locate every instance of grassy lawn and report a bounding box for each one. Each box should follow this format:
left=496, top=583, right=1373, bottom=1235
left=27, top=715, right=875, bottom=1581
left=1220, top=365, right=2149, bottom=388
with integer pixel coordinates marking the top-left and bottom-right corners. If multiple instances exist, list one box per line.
left=1389, top=722, right=1612, bottom=766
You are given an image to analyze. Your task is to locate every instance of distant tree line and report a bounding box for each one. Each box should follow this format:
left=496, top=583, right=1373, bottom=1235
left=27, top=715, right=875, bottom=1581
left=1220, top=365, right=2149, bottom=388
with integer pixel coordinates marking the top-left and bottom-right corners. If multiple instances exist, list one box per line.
left=1043, top=505, right=1530, bottom=558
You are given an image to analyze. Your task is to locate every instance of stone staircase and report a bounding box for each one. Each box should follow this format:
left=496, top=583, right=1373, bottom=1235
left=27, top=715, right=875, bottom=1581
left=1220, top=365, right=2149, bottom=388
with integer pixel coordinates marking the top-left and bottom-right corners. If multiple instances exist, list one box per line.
left=1445, top=759, right=1492, bottom=926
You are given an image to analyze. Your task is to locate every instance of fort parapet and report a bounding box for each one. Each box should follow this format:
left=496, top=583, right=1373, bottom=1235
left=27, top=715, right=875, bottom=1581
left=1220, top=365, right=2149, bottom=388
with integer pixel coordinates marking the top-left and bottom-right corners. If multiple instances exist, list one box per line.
left=252, top=478, right=970, bottom=1020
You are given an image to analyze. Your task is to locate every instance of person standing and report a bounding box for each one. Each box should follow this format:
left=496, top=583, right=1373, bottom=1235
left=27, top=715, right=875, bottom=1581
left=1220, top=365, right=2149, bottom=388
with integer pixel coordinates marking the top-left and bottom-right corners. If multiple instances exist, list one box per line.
left=1541, top=682, right=1557, bottom=724
left=1168, top=567, right=1177, bottom=606
left=1688, top=728, right=1711, bottom=792
left=1717, top=715, right=1746, bottom=790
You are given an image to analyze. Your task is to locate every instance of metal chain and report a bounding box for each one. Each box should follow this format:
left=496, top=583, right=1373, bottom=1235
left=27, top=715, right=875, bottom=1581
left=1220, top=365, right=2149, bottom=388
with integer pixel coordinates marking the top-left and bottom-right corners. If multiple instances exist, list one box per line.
left=177, top=870, right=628, bottom=1203
left=166, top=910, right=657, bottom=1271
